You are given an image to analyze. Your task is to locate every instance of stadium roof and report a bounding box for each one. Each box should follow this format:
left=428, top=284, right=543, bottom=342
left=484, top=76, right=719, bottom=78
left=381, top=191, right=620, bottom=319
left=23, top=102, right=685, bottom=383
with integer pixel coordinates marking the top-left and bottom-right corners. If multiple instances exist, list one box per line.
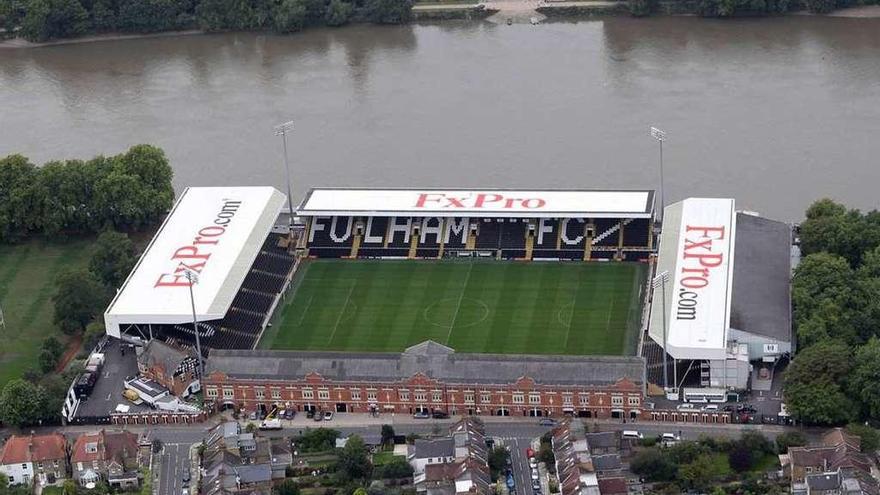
left=104, top=187, right=286, bottom=338
left=729, top=212, right=792, bottom=343
left=205, top=340, right=647, bottom=387
left=296, top=188, right=654, bottom=218
left=648, top=198, right=736, bottom=360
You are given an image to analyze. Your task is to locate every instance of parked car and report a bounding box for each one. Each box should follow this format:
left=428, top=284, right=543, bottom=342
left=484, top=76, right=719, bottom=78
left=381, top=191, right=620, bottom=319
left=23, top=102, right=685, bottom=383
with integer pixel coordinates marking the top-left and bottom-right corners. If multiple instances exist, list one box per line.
left=306, top=410, right=315, bottom=419
left=323, top=411, right=334, bottom=421
left=703, top=404, right=719, bottom=412
left=313, top=412, right=323, bottom=422
left=413, top=411, right=430, bottom=419
left=182, top=467, right=191, bottom=484
left=622, top=430, right=644, bottom=440
left=283, top=409, right=296, bottom=420
left=432, top=410, right=449, bottom=419
left=660, top=433, right=681, bottom=446
left=676, top=403, right=695, bottom=411
left=525, top=447, right=535, bottom=458
left=531, top=468, right=539, bottom=480
left=529, top=457, right=538, bottom=469
left=538, top=418, right=557, bottom=427
left=532, top=479, right=541, bottom=491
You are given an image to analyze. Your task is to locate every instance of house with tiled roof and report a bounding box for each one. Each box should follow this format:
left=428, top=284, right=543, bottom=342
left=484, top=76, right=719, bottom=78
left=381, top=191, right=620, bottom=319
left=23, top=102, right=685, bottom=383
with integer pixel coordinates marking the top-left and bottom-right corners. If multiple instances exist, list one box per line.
left=779, top=428, right=879, bottom=495
left=71, top=430, right=141, bottom=489
left=412, top=418, right=492, bottom=494
left=0, top=433, right=68, bottom=486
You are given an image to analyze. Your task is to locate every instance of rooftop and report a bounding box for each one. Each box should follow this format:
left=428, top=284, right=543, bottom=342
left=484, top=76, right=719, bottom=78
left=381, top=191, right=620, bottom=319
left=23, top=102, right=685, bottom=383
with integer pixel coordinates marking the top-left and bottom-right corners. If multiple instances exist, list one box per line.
left=206, top=340, right=645, bottom=387
left=0, top=433, right=67, bottom=464
left=296, top=188, right=655, bottom=219
left=413, top=437, right=455, bottom=459
left=729, top=212, right=792, bottom=343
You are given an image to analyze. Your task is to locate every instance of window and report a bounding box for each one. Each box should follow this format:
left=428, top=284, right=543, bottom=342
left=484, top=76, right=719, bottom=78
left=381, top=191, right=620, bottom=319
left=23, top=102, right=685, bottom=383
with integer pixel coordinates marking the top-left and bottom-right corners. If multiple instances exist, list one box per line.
left=37, top=462, right=43, bottom=469
left=414, top=391, right=427, bottom=402
left=464, top=393, right=475, bottom=404
left=272, top=389, right=282, bottom=400
left=85, top=442, right=98, bottom=454
left=399, top=390, right=409, bottom=401
left=628, top=396, right=640, bottom=406
left=512, top=394, right=524, bottom=404
left=206, top=388, right=218, bottom=398
left=529, top=394, right=541, bottom=405
left=367, top=390, right=377, bottom=401
left=223, top=388, right=235, bottom=399
left=481, top=394, right=491, bottom=404
left=562, top=394, right=573, bottom=405
left=432, top=391, right=442, bottom=402
left=579, top=395, right=589, bottom=406
left=611, top=396, right=624, bottom=407
left=318, top=390, right=330, bottom=400
left=302, top=389, right=314, bottom=400
left=255, top=389, right=265, bottom=400
left=351, top=389, right=361, bottom=401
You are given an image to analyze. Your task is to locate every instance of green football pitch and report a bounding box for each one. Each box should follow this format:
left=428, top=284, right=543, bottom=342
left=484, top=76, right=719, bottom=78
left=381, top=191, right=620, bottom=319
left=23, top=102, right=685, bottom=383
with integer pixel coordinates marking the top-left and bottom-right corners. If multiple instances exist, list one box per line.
left=260, top=260, right=647, bottom=356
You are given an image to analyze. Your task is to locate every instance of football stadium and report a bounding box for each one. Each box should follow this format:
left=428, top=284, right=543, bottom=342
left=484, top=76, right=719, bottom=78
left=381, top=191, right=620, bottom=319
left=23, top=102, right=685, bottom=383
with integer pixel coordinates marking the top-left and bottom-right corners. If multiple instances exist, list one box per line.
left=98, top=185, right=792, bottom=423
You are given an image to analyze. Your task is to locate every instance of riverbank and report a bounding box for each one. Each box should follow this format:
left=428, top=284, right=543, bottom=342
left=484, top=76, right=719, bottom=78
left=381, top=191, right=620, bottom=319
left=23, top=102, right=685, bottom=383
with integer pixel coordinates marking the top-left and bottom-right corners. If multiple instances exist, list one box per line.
left=1, top=2, right=878, bottom=49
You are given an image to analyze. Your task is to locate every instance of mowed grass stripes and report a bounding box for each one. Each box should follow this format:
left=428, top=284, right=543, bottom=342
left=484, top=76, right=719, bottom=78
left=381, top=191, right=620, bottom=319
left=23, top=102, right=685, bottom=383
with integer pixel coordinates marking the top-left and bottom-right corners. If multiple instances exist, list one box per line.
left=262, top=260, right=646, bottom=356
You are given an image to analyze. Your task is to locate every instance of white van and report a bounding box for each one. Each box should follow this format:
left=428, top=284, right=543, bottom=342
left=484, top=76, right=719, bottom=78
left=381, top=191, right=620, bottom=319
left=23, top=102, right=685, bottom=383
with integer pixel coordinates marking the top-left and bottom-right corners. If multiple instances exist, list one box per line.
left=703, top=404, right=719, bottom=412
left=661, top=433, right=680, bottom=446
left=622, top=430, right=643, bottom=440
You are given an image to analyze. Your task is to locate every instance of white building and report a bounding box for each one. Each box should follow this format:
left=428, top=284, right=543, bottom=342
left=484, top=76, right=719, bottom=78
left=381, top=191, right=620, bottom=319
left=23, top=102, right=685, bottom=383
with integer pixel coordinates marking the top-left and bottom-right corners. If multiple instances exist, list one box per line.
left=648, top=198, right=793, bottom=391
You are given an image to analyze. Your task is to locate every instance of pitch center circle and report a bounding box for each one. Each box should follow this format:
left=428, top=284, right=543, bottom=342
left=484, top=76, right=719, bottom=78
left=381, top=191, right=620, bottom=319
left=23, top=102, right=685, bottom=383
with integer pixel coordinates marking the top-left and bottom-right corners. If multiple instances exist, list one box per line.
left=423, top=297, right=490, bottom=329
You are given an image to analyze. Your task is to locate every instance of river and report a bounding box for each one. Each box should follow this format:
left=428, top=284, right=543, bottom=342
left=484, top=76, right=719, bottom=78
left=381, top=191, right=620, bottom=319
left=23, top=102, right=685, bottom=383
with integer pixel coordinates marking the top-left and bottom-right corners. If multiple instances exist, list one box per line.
left=2, top=16, right=879, bottom=221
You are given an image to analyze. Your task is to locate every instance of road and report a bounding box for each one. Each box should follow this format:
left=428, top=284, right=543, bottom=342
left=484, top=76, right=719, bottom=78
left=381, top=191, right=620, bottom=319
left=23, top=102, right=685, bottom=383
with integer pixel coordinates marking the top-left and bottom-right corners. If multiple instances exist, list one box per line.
left=507, top=438, right=534, bottom=495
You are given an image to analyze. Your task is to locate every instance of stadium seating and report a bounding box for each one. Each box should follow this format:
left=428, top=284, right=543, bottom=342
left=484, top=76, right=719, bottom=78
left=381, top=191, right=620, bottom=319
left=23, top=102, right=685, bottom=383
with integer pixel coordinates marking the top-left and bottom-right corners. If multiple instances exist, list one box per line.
left=474, top=220, right=501, bottom=250
left=156, top=233, right=297, bottom=350
left=592, top=218, right=621, bottom=247
left=624, top=218, right=652, bottom=247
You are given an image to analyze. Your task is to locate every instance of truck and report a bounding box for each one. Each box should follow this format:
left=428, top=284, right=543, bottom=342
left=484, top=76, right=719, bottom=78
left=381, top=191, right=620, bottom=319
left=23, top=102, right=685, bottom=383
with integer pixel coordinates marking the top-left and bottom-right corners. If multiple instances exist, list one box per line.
left=259, top=419, right=282, bottom=430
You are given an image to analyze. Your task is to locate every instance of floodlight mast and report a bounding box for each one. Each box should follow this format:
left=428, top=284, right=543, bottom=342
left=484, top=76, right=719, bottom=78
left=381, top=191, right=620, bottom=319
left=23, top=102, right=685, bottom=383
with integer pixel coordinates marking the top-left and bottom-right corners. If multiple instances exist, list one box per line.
left=652, top=270, right=671, bottom=392
left=650, top=126, right=666, bottom=224
left=274, top=121, right=296, bottom=238
left=183, top=269, right=204, bottom=377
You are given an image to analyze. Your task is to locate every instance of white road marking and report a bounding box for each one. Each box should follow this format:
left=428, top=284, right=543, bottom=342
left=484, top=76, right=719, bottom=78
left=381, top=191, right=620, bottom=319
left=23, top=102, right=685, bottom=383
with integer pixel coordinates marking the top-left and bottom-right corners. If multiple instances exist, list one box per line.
left=446, top=262, right=474, bottom=344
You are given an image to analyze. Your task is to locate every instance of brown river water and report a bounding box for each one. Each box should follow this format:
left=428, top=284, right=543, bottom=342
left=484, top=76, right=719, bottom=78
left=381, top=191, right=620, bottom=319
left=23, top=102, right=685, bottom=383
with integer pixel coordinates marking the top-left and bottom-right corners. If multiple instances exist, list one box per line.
left=1, top=16, right=879, bottom=220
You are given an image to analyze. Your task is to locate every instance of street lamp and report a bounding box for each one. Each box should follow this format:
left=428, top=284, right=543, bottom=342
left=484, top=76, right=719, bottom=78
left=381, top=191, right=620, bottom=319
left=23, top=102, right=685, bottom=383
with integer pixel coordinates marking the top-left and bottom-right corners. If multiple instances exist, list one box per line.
left=650, top=126, right=666, bottom=224
left=652, top=270, right=670, bottom=393
left=274, top=121, right=296, bottom=235
left=183, top=269, right=204, bottom=377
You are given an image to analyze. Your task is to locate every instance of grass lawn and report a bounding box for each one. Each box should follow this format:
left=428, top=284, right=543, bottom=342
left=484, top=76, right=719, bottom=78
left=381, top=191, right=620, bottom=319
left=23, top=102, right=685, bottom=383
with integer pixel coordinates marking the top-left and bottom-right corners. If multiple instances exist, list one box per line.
left=260, top=259, right=646, bottom=356
left=0, top=238, right=96, bottom=386
left=42, top=487, right=63, bottom=495
left=372, top=451, right=402, bottom=465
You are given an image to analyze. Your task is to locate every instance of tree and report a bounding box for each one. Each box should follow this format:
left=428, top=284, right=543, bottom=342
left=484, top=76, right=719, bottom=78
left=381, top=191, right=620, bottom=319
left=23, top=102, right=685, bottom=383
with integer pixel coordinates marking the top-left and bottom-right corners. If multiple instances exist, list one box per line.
left=337, top=435, right=371, bottom=481
left=784, top=340, right=855, bottom=425
left=89, top=230, right=137, bottom=289
left=537, top=443, right=555, bottom=473
left=0, top=379, right=48, bottom=427
left=487, top=446, right=509, bottom=481
left=628, top=0, right=655, bottom=16
left=0, top=0, right=28, bottom=32
left=61, top=479, right=77, bottom=495
left=678, top=455, right=716, bottom=491
left=296, top=428, right=340, bottom=452
left=372, top=457, right=412, bottom=479
left=325, top=0, right=353, bottom=26
left=20, top=0, right=90, bottom=42
left=728, top=444, right=753, bottom=472
left=116, top=0, right=187, bottom=32
left=845, top=423, right=880, bottom=453
left=352, top=489, right=367, bottom=495
left=274, top=479, right=300, bottom=495
left=630, top=448, right=677, bottom=482
left=152, top=438, right=164, bottom=453
left=380, top=424, right=395, bottom=447
left=364, top=0, right=411, bottom=23
left=0, top=154, right=41, bottom=242
left=39, top=335, right=65, bottom=373
left=53, top=268, right=107, bottom=334
left=775, top=431, right=807, bottom=453
left=849, top=337, right=880, bottom=419
left=272, top=0, right=307, bottom=32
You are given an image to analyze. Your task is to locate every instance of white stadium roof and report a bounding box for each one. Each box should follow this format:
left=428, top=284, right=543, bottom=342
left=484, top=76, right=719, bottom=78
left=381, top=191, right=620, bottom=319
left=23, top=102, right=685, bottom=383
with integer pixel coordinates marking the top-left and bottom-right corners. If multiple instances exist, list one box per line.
left=296, top=188, right=654, bottom=218
left=104, top=186, right=286, bottom=338
left=648, top=198, right=736, bottom=360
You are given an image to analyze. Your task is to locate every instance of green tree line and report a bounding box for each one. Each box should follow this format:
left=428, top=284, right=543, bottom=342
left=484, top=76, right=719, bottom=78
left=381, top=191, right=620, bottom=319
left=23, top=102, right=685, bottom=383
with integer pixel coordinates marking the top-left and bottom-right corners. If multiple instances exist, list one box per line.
left=627, top=0, right=873, bottom=17
left=0, top=0, right=411, bottom=42
left=0, top=144, right=174, bottom=241
left=783, top=198, right=880, bottom=425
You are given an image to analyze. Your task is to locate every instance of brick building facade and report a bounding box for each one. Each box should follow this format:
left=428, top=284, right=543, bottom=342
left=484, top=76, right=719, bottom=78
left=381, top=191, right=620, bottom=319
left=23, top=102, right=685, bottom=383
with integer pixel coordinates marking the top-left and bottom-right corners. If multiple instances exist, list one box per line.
left=202, top=341, right=649, bottom=420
